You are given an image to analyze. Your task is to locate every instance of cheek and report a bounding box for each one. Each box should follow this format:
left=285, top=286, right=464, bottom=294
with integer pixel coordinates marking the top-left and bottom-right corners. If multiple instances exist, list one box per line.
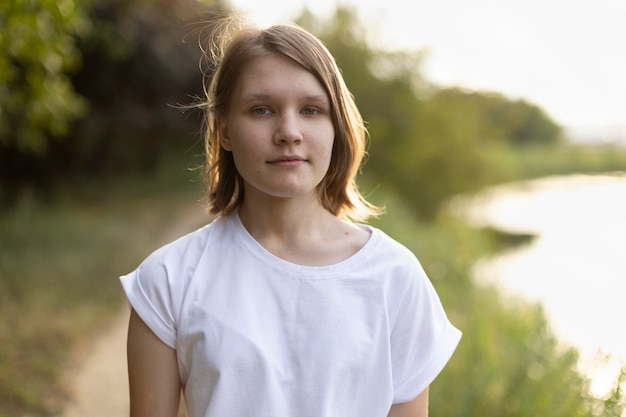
left=230, top=145, right=262, bottom=178
left=322, top=136, right=336, bottom=163
left=230, top=151, right=251, bottom=173
left=323, top=145, right=334, bottom=165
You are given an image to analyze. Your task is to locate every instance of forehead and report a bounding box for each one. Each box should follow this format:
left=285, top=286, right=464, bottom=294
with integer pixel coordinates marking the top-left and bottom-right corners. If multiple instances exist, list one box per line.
left=232, top=54, right=329, bottom=101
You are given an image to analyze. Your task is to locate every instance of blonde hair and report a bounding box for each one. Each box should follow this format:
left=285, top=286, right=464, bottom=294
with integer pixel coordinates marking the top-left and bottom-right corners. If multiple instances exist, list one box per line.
left=201, top=20, right=381, bottom=221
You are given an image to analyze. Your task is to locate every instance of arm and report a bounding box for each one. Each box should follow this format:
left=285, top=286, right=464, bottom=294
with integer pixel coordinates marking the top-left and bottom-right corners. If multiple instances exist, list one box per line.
left=127, top=308, right=182, bottom=417
left=387, top=387, right=429, bottom=417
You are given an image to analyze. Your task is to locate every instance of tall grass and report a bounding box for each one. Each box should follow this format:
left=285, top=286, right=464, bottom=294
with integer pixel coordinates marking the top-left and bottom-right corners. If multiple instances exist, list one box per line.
left=0, top=155, right=206, bottom=416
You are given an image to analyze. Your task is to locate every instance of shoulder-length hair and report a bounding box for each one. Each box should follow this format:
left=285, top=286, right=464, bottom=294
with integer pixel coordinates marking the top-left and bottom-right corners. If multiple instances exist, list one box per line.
left=201, top=21, right=381, bottom=221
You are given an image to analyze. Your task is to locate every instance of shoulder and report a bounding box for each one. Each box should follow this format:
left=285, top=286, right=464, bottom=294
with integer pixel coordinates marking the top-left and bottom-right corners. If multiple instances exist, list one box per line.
left=119, top=217, right=228, bottom=343
left=359, top=225, right=436, bottom=301
left=134, top=216, right=226, bottom=285
left=367, top=226, right=423, bottom=271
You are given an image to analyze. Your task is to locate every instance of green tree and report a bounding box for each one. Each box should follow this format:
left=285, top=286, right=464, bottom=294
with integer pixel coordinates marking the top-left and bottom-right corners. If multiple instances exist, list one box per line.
left=429, top=87, right=563, bottom=146
left=1, top=0, right=224, bottom=205
left=0, top=0, right=91, bottom=153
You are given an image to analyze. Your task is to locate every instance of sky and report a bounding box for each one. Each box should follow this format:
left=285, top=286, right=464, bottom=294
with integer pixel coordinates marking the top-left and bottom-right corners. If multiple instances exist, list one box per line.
left=228, top=0, right=626, bottom=142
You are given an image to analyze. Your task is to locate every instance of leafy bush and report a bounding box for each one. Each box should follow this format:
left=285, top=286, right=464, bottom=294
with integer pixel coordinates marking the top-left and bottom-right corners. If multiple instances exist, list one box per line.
left=0, top=0, right=91, bottom=152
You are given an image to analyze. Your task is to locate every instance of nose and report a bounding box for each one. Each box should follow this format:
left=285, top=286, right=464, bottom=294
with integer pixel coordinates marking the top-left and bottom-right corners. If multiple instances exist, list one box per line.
left=273, top=113, right=303, bottom=144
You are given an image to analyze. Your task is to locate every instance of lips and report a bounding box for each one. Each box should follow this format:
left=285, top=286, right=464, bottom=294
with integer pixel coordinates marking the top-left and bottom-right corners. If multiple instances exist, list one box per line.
left=268, top=155, right=307, bottom=164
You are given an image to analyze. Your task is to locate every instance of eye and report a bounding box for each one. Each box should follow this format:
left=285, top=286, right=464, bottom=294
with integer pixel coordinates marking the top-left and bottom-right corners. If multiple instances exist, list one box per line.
left=252, top=106, right=272, bottom=115
left=302, top=107, right=321, bottom=116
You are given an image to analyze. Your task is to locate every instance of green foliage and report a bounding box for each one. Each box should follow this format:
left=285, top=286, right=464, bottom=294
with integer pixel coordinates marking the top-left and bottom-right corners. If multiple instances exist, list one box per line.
left=429, top=87, right=563, bottom=146
left=392, top=92, right=498, bottom=218
left=0, top=0, right=91, bottom=153
left=0, top=0, right=223, bottom=206
left=60, top=0, right=210, bottom=174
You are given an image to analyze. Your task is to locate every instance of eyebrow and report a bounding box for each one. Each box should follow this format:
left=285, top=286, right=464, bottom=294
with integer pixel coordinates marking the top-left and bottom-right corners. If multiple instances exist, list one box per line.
left=242, top=93, right=329, bottom=103
left=244, top=93, right=270, bottom=101
left=304, top=95, right=330, bottom=104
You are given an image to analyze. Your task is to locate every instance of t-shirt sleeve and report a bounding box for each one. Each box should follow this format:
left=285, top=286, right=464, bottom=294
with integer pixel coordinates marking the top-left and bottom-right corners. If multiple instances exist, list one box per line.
left=120, top=245, right=185, bottom=349
left=390, top=262, right=462, bottom=404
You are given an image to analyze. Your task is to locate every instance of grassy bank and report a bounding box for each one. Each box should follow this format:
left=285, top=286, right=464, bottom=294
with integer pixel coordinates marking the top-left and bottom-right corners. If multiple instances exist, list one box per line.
left=0, top=158, right=205, bottom=416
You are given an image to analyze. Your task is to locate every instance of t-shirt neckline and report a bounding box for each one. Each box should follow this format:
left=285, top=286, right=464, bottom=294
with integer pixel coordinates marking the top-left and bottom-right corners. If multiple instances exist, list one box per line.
left=226, top=212, right=379, bottom=278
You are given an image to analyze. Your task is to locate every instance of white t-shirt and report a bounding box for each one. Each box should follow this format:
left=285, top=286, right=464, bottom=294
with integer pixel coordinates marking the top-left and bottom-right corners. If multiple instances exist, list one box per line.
left=120, top=213, right=461, bottom=417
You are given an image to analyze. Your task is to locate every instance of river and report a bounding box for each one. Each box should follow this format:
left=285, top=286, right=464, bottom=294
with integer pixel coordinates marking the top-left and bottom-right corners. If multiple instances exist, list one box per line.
left=459, top=173, right=626, bottom=399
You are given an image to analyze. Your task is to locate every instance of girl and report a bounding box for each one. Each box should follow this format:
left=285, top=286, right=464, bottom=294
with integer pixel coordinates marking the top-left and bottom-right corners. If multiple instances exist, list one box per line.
left=121, top=21, right=461, bottom=417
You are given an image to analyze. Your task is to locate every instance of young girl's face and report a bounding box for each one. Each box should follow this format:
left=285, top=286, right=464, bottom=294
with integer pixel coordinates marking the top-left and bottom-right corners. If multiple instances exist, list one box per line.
left=219, top=54, right=335, bottom=204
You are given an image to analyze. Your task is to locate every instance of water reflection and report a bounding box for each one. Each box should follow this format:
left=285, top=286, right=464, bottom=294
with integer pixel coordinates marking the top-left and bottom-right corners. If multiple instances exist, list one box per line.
left=462, top=174, right=626, bottom=397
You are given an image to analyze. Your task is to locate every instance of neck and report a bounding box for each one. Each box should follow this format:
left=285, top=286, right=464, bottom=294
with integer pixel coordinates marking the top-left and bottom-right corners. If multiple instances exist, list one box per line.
left=235, top=194, right=370, bottom=267
left=238, top=196, right=331, bottom=242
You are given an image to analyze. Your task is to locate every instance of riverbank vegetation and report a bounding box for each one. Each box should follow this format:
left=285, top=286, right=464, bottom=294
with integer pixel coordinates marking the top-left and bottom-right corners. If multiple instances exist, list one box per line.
left=487, top=141, right=626, bottom=181
left=1, top=1, right=624, bottom=416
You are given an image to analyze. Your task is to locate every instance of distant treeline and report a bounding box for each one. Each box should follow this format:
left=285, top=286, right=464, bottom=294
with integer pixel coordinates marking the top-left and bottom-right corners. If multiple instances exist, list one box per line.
left=0, top=1, right=562, bottom=219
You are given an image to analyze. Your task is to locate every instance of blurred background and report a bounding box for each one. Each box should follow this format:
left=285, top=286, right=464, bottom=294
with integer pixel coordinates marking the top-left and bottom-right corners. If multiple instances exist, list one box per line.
left=1, top=0, right=625, bottom=416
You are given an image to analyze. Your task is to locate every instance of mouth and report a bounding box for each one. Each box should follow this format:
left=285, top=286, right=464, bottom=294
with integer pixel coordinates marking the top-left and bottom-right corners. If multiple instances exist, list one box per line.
left=268, top=156, right=307, bottom=164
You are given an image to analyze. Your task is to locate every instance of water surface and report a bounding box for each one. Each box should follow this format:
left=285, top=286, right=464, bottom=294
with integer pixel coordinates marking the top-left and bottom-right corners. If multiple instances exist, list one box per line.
left=461, top=173, right=626, bottom=397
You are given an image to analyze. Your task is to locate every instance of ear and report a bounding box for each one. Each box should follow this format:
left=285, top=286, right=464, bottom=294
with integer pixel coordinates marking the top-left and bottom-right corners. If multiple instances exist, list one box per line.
left=218, top=119, right=232, bottom=151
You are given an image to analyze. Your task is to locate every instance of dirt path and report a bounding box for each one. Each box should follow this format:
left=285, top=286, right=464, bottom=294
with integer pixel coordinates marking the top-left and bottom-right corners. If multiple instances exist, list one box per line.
left=59, top=203, right=209, bottom=417
left=59, top=308, right=132, bottom=417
